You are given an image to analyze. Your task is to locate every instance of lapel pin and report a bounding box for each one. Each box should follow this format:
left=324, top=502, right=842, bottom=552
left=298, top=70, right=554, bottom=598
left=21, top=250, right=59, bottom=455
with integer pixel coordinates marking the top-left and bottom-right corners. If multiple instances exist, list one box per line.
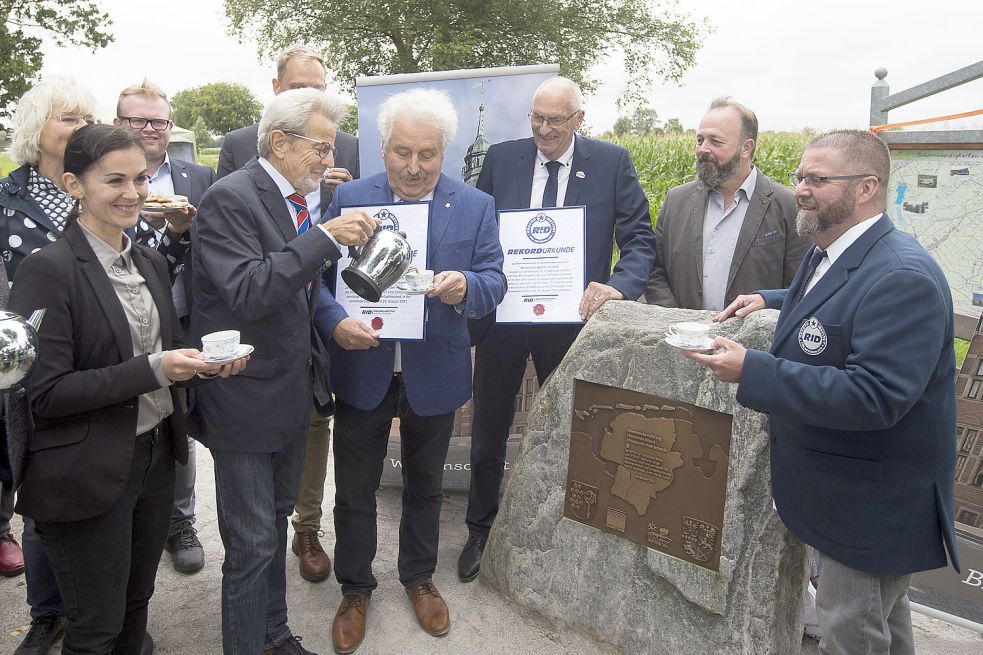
left=575, top=171, right=585, bottom=179
left=445, top=202, right=451, bottom=208
left=181, top=172, right=188, bottom=178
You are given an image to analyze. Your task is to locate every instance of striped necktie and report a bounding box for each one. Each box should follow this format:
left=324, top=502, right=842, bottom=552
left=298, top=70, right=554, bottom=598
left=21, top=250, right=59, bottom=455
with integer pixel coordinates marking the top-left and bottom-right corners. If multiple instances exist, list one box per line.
left=287, top=193, right=311, bottom=234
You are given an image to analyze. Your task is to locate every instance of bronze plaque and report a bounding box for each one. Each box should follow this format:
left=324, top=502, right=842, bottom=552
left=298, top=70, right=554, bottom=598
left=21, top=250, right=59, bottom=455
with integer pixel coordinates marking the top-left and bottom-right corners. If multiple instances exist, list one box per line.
left=563, top=379, right=732, bottom=571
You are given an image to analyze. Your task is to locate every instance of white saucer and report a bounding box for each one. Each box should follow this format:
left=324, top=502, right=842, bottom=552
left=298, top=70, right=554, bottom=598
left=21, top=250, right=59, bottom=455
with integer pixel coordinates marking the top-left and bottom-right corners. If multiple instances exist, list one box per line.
left=202, top=344, right=254, bottom=363
left=395, top=284, right=435, bottom=295
left=664, top=334, right=715, bottom=351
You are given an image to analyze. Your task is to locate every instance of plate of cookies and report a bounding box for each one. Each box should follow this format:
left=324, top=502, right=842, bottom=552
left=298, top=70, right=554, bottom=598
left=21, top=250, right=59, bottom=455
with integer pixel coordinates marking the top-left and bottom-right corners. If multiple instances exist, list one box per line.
left=143, top=194, right=190, bottom=212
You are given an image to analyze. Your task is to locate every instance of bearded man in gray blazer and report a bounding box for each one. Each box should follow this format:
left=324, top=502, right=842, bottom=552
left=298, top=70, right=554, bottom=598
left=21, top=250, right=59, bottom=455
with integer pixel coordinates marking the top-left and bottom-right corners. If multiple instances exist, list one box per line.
left=644, top=97, right=808, bottom=310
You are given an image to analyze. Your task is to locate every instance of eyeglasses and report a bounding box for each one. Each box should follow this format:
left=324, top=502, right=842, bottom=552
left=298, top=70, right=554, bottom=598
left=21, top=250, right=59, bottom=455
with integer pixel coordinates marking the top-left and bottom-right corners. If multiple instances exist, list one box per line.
left=789, top=172, right=879, bottom=188
left=119, top=116, right=171, bottom=131
left=285, top=132, right=337, bottom=160
left=51, top=113, right=96, bottom=126
left=528, top=111, right=580, bottom=128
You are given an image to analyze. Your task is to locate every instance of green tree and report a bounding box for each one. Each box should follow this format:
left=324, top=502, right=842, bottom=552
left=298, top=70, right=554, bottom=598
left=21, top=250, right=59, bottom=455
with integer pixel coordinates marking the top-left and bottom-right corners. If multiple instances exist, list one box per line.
left=0, top=0, right=114, bottom=126
left=612, top=116, right=633, bottom=137
left=189, top=116, right=211, bottom=153
left=663, top=117, right=684, bottom=134
left=223, top=0, right=706, bottom=105
left=171, top=82, right=262, bottom=137
left=631, top=107, right=660, bottom=134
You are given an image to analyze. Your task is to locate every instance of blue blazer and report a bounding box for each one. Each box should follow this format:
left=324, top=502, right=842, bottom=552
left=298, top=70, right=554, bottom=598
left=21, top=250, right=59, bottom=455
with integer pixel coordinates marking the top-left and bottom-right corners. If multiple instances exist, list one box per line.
left=738, top=215, right=959, bottom=576
left=317, top=172, right=506, bottom=416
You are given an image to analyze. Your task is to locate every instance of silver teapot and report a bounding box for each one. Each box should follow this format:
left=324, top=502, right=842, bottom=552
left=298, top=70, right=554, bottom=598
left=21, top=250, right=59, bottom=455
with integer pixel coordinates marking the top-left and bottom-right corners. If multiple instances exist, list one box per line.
left=341, top=228, right=414, bottom=303
left=0, top=309, right=45, bottom=390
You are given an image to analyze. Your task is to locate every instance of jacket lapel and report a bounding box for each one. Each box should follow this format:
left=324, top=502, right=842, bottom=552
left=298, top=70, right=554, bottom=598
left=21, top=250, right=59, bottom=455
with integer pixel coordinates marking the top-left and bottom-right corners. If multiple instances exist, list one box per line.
left=564, top=135, right=591, bottom=205
left=428, top=175, right=455, bottom=254
left=772, top=214, right=894, bottom=350
left=65, top=224, right=134, bottom=363
left=688, top=183, right=708, bottom=283
left=170, top=160, right=192, bottom=199
left=246, top=160, right=297, bottom=244
left=726, top=169, right=770, bottom=291
left=515, top=140, right=536, bottom=208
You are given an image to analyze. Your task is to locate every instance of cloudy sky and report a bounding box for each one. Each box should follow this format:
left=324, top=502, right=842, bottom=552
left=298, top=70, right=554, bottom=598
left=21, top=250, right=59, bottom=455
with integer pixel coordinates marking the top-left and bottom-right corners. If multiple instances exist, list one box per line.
left=38, top=0, right=983, bottom=134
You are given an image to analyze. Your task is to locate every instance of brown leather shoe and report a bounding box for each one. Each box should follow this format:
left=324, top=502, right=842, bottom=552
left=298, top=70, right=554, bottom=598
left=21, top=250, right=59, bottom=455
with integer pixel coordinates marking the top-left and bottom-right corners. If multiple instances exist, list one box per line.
left=332, top=594, right=369, bottom=654
left=406, top=580, right=450, bottom=636
left=292, top=530, right=331, bottom=582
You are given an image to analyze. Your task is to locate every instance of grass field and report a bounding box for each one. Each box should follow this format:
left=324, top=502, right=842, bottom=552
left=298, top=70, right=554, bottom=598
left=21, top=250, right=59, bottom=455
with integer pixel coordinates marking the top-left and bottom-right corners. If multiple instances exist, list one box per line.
left=198, top=146, right=220, bottom=172
left=0, top=151, right=16, bottom=177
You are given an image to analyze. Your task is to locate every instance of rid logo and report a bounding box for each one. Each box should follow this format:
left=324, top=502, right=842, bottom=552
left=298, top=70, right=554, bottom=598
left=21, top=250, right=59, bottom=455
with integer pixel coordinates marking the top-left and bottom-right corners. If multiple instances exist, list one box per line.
left=526, top=213, right=557, bottom=244
left=374, top=208, right=400, bottom=232
left=797, top=317, right=828, bottom=355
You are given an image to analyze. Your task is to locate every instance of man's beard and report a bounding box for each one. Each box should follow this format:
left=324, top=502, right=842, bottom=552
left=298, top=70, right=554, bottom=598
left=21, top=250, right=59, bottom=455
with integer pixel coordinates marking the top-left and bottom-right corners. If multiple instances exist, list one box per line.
left=796, top=187, right=856, bottom=236
left=695, top=149, right=742, bottom=188
left=293, top=174, right=322, bottom=197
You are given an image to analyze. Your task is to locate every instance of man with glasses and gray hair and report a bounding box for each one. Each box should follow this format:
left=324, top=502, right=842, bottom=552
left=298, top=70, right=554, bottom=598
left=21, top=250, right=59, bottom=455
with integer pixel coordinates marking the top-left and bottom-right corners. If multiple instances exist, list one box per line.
left=685, top=129, right=960, bottom=655
left=191, top=88, right=377, bottom=655
left=459, top=76, right=656, bottom=583
left=114, top=79, right=217, bottom=577
left=644, top=96, right=808, bottom=310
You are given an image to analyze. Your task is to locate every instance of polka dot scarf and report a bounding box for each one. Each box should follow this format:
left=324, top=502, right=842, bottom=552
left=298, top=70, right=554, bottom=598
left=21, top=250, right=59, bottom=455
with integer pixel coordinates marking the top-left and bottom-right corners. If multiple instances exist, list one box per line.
left=27, top=167, right=75, bottom=232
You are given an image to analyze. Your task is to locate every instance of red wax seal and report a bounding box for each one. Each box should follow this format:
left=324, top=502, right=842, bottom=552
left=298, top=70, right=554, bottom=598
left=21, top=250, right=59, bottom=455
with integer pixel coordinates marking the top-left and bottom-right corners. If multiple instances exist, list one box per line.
left=533, top=304, right=545, bottom=316
left=371, top=317, right=384, bottom=330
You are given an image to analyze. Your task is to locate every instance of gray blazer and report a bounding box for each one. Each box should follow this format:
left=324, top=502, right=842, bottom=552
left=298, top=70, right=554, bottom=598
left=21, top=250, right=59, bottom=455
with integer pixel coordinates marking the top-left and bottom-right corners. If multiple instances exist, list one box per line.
left=216, top=123, right=359, bottom=217
left=644, top=169, right=809, bottom=309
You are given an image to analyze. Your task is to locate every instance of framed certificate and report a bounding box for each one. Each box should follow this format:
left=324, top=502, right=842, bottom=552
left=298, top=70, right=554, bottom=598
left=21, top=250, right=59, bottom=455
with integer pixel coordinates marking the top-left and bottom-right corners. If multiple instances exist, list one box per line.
left=495, top=206, right=587, bottom=324
left=334, top=202, right=430, bottom=341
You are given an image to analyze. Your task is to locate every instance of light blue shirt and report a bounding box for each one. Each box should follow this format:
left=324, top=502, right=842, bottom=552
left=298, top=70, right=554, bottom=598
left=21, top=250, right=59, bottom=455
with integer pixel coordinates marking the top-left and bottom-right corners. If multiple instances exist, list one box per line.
left=701, top=167, right=758, bottom=311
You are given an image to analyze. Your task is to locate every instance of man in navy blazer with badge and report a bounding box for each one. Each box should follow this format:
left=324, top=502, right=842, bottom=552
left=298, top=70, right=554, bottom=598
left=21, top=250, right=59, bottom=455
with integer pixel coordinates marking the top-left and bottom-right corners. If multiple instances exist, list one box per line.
left=459, top=76, right=656, bottom=582
left=687, top=130, right=959, bottom=655
left=316, top=88, right=505, bottom=654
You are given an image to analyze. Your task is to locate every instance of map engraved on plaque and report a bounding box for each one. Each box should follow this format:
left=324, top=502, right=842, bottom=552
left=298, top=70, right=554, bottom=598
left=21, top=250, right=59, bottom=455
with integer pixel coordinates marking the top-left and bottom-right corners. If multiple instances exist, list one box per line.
left=563, top=380, right=732, bottom=572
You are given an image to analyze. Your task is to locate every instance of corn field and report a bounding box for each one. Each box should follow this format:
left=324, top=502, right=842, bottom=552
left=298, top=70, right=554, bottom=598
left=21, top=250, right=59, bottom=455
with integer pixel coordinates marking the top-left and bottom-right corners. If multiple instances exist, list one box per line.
left=613, top=131, right=814, bottom=226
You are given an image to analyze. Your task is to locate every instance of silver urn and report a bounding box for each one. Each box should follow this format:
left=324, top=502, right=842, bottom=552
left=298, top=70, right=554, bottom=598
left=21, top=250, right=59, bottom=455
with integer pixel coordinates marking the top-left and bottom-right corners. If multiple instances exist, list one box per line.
left=0, top=309, right=44, bottom=390
left=341, top=228, right=414, bottom=303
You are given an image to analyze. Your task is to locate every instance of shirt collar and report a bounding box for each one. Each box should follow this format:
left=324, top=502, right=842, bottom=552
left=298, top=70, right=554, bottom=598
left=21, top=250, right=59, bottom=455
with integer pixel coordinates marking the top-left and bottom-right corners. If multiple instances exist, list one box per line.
left=78, top=219, right=134, bottom=272
left=536, top=138, right=576, bottom=168
left=822, top=213, right=883, bottom=266
left=150, top=152, right=171, bottom=183
left=393, top=190, right=435, bottom=203
left=710, top=165, right=757, bottom=202
left=257, top=156, right=300, bottom=200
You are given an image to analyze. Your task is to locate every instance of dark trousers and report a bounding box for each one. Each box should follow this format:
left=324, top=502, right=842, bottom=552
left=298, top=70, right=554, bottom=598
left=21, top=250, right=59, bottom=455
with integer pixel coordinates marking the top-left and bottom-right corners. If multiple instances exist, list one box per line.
left=24, top=515, right=65, bottom=618
left=466, top=323, right=581, bottom=536
left=333, top=375, right=454, bottom=597
left=35, top=427, right=175, bottom=655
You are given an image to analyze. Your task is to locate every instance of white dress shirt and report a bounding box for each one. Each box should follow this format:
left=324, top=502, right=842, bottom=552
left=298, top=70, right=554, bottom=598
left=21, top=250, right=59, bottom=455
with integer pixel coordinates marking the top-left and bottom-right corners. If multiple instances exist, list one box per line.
left=529, top=140, right=576, bottom=208
left=804, top=213, right=882, bottom=296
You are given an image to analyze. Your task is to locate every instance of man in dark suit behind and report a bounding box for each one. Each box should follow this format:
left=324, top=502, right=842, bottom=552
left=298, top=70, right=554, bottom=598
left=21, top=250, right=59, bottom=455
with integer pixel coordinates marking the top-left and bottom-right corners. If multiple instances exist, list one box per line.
left=644, top=97, right=808, bottom=310
left=459, top=76, right=657, bottom=581
left=687, top=130, right=959, bottom=655
left=217, top=44, right=359, bottom=581
left=114, top=79, right=216, bottom=575
left=191, top=88, right=377, bottom=655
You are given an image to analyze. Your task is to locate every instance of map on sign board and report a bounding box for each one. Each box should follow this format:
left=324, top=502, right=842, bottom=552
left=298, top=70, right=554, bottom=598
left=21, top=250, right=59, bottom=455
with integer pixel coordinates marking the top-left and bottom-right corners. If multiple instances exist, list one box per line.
left=888, top=150, right=983, bottom=317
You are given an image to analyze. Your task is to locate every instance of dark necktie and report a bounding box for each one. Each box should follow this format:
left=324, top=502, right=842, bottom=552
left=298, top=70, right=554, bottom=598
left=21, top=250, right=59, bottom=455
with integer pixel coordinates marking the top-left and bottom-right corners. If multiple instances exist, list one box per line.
left=542, top=160, right=563, bottom=208
left=790, top=247, right=826, bottom=307
left=287, top=193, right=311, bottom=234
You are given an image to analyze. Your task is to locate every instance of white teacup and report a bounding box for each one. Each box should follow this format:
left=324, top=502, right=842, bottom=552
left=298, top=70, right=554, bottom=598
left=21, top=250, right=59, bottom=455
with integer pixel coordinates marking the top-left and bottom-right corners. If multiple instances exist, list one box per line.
left=201, top=330, right=240, bottom=358
left=403, top=269, right=434, bottom=292
left=667, top=321, right=713, bottom=347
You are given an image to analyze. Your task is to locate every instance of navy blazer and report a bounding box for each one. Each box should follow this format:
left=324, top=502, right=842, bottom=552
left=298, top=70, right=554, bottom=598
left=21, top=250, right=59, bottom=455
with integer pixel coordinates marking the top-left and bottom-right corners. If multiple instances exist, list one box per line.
left=470, top=135, right=655, bottom=341
left=737, top=215, right=959, bottom=576
left=189, top=159, right=342, bottom=451
left=317, top=172, right=506, bottom=416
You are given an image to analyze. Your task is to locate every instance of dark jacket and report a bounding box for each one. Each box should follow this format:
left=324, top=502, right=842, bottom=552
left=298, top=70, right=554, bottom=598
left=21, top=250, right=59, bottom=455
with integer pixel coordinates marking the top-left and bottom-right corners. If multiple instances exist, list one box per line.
left=8, top=222, right=190, bottom=522
left=0, top=164, right=65, bottom=281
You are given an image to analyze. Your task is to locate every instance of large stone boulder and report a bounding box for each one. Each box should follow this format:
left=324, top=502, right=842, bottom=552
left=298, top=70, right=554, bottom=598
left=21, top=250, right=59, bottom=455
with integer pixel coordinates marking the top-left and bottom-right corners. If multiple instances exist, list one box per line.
left=481, top=301, right=808, bottom=654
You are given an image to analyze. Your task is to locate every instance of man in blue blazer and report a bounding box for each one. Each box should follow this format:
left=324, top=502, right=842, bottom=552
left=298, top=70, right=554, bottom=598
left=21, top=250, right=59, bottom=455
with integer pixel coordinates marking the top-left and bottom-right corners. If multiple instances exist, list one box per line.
left=459, top=77, right=656, bottom=581
left=687, top=130, right=959, bottom=655
left=316, top=88, right=505, bottom=654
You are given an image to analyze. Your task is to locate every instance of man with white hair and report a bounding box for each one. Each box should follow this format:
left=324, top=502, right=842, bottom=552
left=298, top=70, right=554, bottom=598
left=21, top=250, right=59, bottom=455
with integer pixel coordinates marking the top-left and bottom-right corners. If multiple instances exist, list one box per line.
left=191, top=89, right=377, bottom=655
left=317, top=88, right=506, bottom=653
left=460, top=76, right=656, bottom=582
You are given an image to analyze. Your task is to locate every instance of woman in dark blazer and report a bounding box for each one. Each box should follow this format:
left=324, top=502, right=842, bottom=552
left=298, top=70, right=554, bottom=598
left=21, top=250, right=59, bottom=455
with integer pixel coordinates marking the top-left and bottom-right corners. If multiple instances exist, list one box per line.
left=9, top=124, right=246, bottom=654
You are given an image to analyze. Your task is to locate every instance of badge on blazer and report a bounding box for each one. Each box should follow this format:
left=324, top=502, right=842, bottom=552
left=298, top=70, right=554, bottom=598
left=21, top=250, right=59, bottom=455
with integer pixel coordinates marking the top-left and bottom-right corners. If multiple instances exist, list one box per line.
left=798, top=317, right=827, bottom=355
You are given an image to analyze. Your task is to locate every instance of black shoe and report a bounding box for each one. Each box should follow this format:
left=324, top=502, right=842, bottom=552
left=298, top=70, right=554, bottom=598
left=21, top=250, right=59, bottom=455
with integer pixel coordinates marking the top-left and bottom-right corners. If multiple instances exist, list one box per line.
left=164, top=520, right=205, bottom=574
left=457, top=533, right=486, bottom=582
left=141, top=632, right=154, bottom=655
left=14, top=615, right=65, bottom=654
left=265, top=635, right=320, bottom=655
